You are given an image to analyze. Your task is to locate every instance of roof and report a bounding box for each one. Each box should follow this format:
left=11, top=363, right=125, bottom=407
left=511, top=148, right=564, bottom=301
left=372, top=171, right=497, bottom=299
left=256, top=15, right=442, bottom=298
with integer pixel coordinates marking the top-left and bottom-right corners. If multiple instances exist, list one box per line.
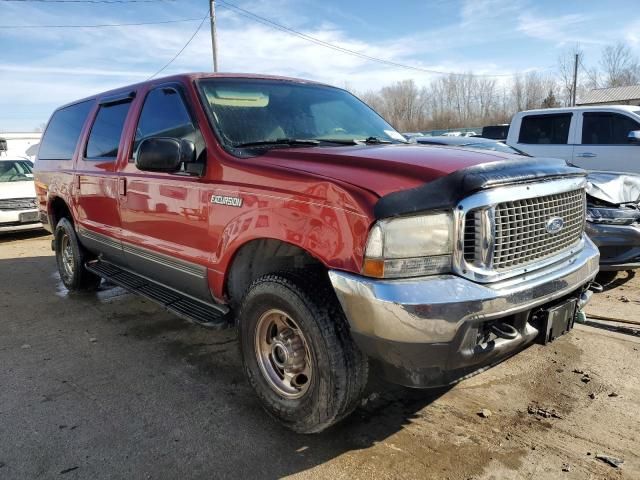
left=578, top=85, right=640, bottom=105
left=515, top=105, right=640, bottom=115
left=54, top=72, right=330, bottom=111
left=0, top=132, right=42, bottom=139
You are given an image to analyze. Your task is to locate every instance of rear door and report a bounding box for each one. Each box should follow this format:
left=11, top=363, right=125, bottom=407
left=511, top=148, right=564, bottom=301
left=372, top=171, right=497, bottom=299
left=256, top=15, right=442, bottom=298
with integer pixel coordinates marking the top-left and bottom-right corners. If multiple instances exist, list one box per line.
left=511, top=112, right=575, bottom=160
left=118, top=83, right=211, bottom=301
left=573, top=111, right=640, bottom=173
left=74, top=92, right=134, bottom=264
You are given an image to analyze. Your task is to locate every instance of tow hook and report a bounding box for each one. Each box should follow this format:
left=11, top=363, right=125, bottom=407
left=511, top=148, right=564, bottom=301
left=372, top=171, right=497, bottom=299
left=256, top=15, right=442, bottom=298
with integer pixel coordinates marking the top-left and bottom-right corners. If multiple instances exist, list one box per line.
left=588, top=281, right=604, bottom=293
left=490, top=322, right=519, bottom=340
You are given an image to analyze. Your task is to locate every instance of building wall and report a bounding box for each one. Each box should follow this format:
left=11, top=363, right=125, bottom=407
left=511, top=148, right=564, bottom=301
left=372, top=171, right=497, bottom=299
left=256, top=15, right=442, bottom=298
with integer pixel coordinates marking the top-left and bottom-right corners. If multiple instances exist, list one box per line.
left=0, top=132, right=42, bottom=160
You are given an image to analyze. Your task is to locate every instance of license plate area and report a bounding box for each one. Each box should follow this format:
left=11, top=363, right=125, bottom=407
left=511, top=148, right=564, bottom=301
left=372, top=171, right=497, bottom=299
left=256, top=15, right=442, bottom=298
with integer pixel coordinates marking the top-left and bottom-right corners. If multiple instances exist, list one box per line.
left=19, top=211, right=39, bottom=223
left=537, top=299, right=578, bottom=345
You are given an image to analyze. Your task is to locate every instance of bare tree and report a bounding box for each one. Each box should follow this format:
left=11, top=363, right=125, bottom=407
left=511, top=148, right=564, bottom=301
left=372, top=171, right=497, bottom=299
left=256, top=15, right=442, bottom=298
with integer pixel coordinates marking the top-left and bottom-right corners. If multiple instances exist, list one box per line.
left=600, top=42, right=640, bottom=87
left=557, top=45, right=584, bottom=106
left=375, top=80, right=429, bottom=131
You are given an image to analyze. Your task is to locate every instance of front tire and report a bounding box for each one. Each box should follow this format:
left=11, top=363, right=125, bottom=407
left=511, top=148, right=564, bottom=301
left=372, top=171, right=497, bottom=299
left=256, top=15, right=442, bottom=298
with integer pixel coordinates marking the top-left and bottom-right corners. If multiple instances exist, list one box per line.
left=238, top=271, right=368, bottom=433
left=54, top=218, right=101, bottom=291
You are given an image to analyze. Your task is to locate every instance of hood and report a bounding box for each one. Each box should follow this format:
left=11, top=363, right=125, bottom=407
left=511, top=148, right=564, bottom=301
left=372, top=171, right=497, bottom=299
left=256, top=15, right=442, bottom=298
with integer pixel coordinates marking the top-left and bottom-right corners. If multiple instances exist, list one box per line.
left=0, top=179, right=36, bottom=200
left=586, top=171, right=640, bottom=205
left=255, top=144, right=519, bottom=197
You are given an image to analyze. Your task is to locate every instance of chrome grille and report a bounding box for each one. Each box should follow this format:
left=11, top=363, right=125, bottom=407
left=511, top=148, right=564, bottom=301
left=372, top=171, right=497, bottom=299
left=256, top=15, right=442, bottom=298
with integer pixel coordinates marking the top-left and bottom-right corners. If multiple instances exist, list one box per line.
left=0, top=197, right=37, bottom=211
left=493, top=189, right=585, bottom=270
left=462, top=188, right=586, bottom=275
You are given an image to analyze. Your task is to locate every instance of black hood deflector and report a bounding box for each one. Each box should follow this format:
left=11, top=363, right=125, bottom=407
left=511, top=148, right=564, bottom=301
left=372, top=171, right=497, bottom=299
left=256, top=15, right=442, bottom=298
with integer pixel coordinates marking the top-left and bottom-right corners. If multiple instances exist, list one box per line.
left=374, top=158, right=586, bottom=219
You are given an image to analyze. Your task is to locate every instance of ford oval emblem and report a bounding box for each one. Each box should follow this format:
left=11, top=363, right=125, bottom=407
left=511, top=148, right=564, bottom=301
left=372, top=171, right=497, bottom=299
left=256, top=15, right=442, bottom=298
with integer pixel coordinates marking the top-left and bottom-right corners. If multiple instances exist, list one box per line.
left=546, top=217, right=564, bottom=234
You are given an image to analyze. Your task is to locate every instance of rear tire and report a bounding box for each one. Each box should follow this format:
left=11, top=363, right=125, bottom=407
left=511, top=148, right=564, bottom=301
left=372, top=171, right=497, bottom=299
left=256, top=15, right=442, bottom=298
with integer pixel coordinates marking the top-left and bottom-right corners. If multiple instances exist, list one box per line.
left=238, top=270, right=368, bottom=433
left=54, top=218, right=101, bottom=291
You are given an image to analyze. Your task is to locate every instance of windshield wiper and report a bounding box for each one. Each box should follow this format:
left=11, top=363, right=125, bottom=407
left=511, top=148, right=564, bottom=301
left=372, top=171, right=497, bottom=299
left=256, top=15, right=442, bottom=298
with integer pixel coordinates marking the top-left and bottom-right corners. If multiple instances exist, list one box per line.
left=234, top=138, right=320, bottom=148
left=311, top=138, right=360, bottom=145
left=362, top=136, right=392, bottom=144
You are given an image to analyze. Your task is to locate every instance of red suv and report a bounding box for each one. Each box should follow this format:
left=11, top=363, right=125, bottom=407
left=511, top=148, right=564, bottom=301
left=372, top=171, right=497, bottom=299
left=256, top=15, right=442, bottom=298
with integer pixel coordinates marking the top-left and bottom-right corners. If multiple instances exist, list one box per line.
left=34, top=73, right=599, bottom=432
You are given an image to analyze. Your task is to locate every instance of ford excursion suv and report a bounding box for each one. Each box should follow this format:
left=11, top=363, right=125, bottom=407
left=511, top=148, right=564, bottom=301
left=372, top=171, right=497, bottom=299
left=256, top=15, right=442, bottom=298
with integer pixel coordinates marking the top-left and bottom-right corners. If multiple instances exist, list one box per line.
left=34, top=73, right=600, bottom=433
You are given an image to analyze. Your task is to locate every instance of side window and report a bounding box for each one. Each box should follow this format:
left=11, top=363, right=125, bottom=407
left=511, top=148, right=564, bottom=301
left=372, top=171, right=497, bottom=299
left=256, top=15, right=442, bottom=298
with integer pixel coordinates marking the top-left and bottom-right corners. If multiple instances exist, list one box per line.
left=582, top=113, right=640, bottom=144
left=518, top=114, right=572, bottom=145
left=85, top=101, right=131, bottom=160
left=38, top=100, right=93, bottom=160
left=132, top=87, right=196, bottom=159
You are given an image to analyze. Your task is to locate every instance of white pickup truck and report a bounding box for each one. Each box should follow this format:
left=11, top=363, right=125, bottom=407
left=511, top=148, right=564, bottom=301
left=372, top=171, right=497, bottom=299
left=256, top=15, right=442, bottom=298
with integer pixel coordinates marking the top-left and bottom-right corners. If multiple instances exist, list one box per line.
left=507, top=105, right=640, bottom=174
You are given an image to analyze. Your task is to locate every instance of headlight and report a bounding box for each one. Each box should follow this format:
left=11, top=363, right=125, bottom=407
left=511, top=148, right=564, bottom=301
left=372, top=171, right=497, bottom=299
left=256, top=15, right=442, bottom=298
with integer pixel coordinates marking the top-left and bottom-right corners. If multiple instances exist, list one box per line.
left=363, top=212, right=453, bottom=278
left=587, top=207, right=640, bottom=225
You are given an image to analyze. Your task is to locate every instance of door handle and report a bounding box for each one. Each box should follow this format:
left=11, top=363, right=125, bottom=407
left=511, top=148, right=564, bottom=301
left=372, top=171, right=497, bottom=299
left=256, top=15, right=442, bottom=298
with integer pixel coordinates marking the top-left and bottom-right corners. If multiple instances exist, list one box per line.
left=118, top=177, right=127, bottom=196
left=576, top=152, right=597, bottom=158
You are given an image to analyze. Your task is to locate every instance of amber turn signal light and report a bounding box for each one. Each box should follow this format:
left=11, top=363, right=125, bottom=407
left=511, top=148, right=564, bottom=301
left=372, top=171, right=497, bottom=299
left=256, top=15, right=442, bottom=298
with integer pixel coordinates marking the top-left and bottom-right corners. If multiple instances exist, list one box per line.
left=362, top=258, right=385, bottom=278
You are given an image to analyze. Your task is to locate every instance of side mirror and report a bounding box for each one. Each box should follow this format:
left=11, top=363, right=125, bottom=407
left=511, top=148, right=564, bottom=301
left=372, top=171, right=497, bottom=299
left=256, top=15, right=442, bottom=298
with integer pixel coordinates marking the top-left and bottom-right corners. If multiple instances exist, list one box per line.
left=628, top=130, right=640, bottom=143
left=135, top=138, right=196, bottom=172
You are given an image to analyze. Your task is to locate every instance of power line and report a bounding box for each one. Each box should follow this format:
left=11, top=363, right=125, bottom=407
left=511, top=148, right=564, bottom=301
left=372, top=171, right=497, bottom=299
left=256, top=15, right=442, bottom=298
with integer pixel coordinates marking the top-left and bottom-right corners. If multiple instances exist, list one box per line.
left=216, top=0, right=532, bottom=78
left=147, top=12, right=208, bottom=80
left=0, top=16, right=205, bottom=28
left=0, top=0, right=172, bottom=3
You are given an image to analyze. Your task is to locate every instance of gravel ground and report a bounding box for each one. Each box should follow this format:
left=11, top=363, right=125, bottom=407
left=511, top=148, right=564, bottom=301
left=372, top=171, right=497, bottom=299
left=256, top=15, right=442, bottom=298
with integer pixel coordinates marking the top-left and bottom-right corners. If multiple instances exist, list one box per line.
left=1, top=231, right=638, bottom=479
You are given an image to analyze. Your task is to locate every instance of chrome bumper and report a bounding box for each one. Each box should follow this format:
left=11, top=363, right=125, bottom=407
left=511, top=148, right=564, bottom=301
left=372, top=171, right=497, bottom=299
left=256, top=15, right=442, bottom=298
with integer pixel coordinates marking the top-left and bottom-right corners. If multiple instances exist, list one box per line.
left=329, top=235, right=599, bottom=345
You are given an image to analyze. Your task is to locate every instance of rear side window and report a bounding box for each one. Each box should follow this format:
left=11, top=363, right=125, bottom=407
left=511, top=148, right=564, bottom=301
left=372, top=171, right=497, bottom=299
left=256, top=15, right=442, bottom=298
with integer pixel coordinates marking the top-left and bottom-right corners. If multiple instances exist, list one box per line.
left=132, top=87, right=196, bottom=158
left=518, top=114, right=572, bottom=144
left=85, top=101, right=132, bottom=160
left=38, top=100, right=93, bottom=160
left=582, top=112, right=640, bottom=144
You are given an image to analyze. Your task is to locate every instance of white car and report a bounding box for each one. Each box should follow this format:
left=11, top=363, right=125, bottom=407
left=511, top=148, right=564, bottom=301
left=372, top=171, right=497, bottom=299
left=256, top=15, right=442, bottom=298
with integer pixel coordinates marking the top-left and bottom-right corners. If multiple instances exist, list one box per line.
left=0, top=158, right=42, bottom=233
left=507, top=105, right=640, bottom=174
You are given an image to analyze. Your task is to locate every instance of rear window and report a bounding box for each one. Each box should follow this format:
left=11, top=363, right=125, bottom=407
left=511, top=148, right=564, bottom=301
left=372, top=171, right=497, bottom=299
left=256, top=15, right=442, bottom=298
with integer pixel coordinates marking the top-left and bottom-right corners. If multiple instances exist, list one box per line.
left=85, top=101, right=131, bottom=160
left=518, top=114, right=572, bottom=145
left=38, top=100, right=93, bottom=160
left=481, top=125, right=509, bottom=140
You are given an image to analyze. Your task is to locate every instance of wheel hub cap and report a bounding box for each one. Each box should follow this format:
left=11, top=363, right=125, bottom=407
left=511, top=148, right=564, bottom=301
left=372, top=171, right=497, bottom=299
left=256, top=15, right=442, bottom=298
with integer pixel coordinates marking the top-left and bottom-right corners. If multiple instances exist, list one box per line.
left=254, top=309, right=313, bottom=399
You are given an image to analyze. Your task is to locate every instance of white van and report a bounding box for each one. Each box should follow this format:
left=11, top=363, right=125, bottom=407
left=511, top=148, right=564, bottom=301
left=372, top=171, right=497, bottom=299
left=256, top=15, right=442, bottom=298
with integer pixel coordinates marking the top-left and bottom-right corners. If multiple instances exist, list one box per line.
left=507, top=105, right=640, bottom=174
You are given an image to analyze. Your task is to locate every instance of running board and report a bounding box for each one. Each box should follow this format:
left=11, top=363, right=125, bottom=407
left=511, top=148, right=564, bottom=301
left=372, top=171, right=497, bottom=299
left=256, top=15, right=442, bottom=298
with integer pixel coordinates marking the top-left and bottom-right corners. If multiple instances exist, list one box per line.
left=86, top=260, right=231, bottom=330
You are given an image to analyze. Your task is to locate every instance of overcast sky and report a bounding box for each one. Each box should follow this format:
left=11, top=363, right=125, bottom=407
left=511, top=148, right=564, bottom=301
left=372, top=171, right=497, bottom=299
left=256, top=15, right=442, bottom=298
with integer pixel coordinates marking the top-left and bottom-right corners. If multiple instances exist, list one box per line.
left=1, top=0, right=639, bottom=131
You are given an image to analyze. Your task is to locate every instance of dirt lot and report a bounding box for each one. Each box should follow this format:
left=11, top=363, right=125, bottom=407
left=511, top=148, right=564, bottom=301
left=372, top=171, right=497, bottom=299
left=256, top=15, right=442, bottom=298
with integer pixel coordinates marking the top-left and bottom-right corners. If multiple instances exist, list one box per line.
left=1, top=231, right=638, bottom=480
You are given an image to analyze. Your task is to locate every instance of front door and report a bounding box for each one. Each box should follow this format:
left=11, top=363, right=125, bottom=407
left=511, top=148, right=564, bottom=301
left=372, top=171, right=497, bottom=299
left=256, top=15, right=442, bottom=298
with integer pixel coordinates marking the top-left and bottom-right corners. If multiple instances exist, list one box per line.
left=118, top=84, right=211, bottom=301
left=573, top=111, right=640, bottom=173
left=74, top=93, right=134, bottom=264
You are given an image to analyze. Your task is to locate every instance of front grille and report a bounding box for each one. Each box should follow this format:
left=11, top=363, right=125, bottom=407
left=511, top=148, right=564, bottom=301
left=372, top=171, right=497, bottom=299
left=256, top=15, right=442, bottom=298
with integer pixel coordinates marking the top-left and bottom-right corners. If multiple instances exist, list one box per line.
left=0, top=197, right=37, bottom=211
left=463, top=188, right=586, bottom=273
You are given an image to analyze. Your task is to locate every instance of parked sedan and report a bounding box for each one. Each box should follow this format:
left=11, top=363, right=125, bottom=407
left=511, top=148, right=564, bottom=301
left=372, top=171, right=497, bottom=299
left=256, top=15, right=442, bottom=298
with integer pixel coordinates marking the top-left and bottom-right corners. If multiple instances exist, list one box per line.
left=413, top=135, right=528, bottom=155
left=0, top=158, right=42, bottom=233
left=585, top=171, right=640, bottom=282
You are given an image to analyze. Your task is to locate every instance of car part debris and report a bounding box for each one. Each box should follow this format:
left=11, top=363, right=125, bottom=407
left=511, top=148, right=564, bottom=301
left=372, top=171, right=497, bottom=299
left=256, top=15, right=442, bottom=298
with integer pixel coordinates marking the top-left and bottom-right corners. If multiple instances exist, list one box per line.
left=587, top=171, right=640, bottom=205
left=596, top=454, right=624, bottom=469
left=527, top=403, right=563, bottom=419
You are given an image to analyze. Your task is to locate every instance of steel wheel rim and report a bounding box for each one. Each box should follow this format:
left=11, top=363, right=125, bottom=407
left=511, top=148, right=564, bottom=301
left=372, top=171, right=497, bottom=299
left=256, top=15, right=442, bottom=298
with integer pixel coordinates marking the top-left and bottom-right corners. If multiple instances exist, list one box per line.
left=254, top=308, right=313, bottom=399
left=60, top=233, right=75, bottom=281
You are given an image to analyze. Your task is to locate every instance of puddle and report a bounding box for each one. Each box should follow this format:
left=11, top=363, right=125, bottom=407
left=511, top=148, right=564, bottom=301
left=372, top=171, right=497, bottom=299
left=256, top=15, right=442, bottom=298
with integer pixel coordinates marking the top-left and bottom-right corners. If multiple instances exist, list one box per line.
left=53, top=271, right=130, bottom=302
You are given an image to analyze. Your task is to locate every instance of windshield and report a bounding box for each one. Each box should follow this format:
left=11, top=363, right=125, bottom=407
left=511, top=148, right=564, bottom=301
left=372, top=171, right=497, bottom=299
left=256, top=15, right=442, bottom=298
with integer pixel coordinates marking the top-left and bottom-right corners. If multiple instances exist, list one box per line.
left=199, top=79, right=406, bottom=149
left=0, top=160, right=34, bottom=182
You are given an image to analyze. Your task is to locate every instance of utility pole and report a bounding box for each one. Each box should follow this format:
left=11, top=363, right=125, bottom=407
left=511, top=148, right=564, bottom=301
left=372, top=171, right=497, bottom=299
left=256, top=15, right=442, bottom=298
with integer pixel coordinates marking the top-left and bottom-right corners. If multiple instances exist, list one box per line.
left=571, top=53, right=579, bottom=106
left=209, top=0, right=218, bottom=72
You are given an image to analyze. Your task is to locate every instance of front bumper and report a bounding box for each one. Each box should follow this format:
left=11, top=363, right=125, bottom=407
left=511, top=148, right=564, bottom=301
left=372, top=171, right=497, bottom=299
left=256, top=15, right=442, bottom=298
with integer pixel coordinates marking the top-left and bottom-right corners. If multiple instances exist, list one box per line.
left=329, top=235, right=600, bottom=387
left=0, top=208, right=42, bottom=233
left=586, top=221, right=640, bottom=271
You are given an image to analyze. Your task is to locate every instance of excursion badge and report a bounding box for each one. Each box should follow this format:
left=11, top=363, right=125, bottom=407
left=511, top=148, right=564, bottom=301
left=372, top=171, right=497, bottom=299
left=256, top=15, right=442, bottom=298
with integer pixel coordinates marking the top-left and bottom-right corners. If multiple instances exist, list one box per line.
left=211, top=194, right=243, bottom=207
